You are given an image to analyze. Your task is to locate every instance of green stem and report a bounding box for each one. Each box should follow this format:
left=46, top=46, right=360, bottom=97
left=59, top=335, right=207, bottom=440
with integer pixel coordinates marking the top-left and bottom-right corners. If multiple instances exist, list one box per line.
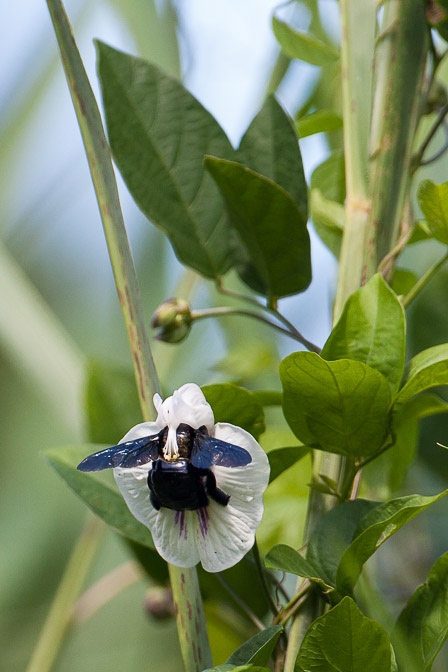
left=46, top=3, right=212, bottom=670
left=214, top=572, right=265, bottom=631
left=283, top=591, right=325, bottom=672
left=216, top=279, right=321, bottom=350
left=274, top=581, right=310, bottom=626
left=169, top=565, right=215, bottom=671
left=338, top=461, right=360, bottom=502
left=193, top=307, right=321, bottom=353
left=46, top=0, right=159, bottom=416
left=368, top=0, right=428, bottom=264
left=26, top=517, right=104, bottom=672
left=413, top=103, right=448, bottom=170
left=333, top=0, right=377, bottom=317
left=402, top=252, right=448, bottom=307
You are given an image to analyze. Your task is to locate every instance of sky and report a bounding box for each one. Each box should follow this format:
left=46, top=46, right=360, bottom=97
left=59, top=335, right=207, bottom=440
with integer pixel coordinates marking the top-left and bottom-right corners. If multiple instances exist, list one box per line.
left=1, top=0, right=336, bottom=353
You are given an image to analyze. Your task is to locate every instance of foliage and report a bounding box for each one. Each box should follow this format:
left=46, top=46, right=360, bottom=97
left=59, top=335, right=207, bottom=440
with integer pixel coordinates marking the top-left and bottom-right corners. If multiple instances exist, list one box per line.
left=8, top=1, right=448, bottom=672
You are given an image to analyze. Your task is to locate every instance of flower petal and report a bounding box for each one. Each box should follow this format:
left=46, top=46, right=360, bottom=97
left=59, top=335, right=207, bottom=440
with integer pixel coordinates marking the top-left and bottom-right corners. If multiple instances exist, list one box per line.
left=150, top=508, right=200, bottom=568
left=193, top=499, right=262, bottom=572
left=194, top=423, right=270, bottom=572
left=120, top=421, right=161, bottom=442
left=212, top=422, right=270, bottom=502
left=114, top=466, right=200, bottom=567
left=154, top=383, right=214, bottom=431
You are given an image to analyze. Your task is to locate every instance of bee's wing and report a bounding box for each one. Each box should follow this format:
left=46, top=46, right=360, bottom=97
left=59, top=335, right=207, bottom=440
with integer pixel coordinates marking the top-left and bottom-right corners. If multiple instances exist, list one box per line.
left=77, top=434, right=160, bottom=472
left=191, top=433, right=252, bottom=469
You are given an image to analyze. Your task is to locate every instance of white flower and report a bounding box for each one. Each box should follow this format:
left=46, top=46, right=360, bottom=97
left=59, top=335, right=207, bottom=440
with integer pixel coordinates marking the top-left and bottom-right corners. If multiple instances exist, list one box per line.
left=114, top=383, right=270, bottom=572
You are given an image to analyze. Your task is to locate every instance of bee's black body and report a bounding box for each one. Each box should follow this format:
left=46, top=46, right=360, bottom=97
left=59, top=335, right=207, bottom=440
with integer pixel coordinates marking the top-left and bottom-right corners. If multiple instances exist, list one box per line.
left=77, top=422, right=250, bottom=513
left=148, top=423, right=230, bottom=511
left=148, top=459, right=229, bottom=511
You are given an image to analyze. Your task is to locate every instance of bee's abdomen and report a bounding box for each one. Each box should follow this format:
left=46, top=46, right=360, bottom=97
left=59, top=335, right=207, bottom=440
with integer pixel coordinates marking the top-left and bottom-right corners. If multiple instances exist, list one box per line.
left=149, top=459, right=208, bottom=511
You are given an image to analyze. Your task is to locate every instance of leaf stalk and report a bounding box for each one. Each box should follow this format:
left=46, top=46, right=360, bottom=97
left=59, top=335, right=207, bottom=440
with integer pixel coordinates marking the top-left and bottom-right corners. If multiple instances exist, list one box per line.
left=216, top=279, right=322, bottom=352
left=402, top=251, right=448, bottom=307
left=193, top=307, right=321, bottom=353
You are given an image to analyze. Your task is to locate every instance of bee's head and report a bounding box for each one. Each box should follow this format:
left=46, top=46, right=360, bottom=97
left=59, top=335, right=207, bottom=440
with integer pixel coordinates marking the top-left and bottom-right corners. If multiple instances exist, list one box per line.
left=161, top=423, right=197, bottom=461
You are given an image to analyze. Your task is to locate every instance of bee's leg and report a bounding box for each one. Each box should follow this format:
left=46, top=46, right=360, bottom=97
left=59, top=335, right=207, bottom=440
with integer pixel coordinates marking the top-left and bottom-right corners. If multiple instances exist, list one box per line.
left=147, top=471, right=161, bottom=511
left=205, top=470, right=230, bottom=507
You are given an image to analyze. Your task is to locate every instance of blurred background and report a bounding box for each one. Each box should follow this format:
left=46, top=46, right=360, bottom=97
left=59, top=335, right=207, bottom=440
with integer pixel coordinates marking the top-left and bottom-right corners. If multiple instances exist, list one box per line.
left=1, top=0, right=447, bottom=670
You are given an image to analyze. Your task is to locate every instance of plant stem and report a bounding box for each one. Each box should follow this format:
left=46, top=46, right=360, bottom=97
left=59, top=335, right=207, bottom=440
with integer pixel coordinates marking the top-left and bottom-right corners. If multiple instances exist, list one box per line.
left=216, top=279, right=322, bottom=353
left=26, top=517, right=104, bottom=672
left=46, top=2, right=213, bottom=670
left=193, top=307, right=321, bottom=353
left=413, top=103, right=448, bottom=170
left=214, top=572, right=265, bottom=631
left=169, top=565, right=215, bottom=670
left=285, top=1, right=428, bottom=666
left=368, top=0, right=428, bottom=264
left=46, top=0, right=159, bottom=415
left=283, top=590, right=325, bottom=672
left=402, top=252, right=448, bottom=307
left=332, top=0, right=377, bottom=317
left=274, top=580, right=310, bottom=626
left=285, top=0, right=378, bottom=653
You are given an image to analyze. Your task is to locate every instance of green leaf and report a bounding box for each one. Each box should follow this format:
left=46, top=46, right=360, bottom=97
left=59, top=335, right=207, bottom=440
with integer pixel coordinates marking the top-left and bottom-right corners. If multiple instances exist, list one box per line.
left=418, top=179, right=448, bottom=245
left=308, top=478, right=336, bottom=495
left=391, top=269, right=418, bottom=296
left=86, top=360, right=140, bottom=444
left=280, top=353, right=392, bottom=459
left=336, top=491, right=448, bottom=595
left=310, top=189, right=344, bottom=258
left=97, top=41, right=235, bottom=278
left=296, top=110, right=342, bottom=138
left=201, top=383, right=265, bottom=439
left=269, top=494, right=447, bottom=598
left=203, top=666, right=270, bottom=672
left=394, top=344, right=448, bottom=413
left=407, top=220, right=432, bottom=245
left=227, top=625, right=283, bottom=666
left=238, top=96, right=307, bottom=217
left=311, top=150, right=346, bottom=204
left=366, top=394, right=448, bottom=498
left=296, top=597, right=396, bottom=672
left=265, top=544, right=333, bottom=592
left=394, top=392, right=448, bottom=426
left=205, top=157, right=311, bottom=299
left=393, top=551, right=448, bottom=671
left=268, top=445, right=310, bottom=483
left=252, top=390, right=282, bottom=407
left=44, top=445, right=154, bottom=548
left=321, top=274, right=406, bottom=394
left=272, top=17, right=339, bottom=66
left=307, top=499, right=378, bottom=590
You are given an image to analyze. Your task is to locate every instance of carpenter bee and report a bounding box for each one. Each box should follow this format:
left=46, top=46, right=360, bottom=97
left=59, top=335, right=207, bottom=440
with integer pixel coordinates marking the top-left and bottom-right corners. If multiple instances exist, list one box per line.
left=77, top=424, right=251, bottom=512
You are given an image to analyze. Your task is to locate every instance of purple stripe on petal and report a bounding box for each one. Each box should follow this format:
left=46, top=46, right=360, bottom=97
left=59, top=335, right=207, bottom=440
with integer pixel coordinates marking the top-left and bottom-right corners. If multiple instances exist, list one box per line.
left=177, top=510, right=187, bottom=539
left=197, top=507, right=209, bottom=538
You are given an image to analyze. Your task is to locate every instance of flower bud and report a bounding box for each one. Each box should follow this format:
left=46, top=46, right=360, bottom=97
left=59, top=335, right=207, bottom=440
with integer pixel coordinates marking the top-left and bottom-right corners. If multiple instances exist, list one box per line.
left=143, top=587, right=175, bottom=620
left=151, top=298, right=192, bottom=343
